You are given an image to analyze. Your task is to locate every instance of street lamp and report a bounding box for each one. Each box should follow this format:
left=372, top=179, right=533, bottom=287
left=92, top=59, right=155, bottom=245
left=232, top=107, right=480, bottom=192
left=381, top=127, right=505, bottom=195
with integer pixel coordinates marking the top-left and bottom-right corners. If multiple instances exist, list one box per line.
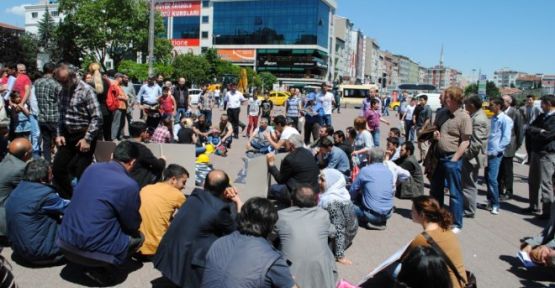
left=147, top=0, right=156, bottom=77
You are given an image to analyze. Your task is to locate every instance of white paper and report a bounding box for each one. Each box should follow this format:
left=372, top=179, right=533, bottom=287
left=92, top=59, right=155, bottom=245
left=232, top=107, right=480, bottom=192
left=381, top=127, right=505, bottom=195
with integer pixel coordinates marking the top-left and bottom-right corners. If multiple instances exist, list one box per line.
left=358, top=242, right=410, bottom=285
left=517, top=250, right=537, bottom=268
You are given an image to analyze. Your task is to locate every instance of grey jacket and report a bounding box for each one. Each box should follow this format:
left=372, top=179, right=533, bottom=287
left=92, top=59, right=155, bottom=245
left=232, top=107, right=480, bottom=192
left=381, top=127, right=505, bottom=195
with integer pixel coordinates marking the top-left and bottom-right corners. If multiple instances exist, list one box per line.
left=464, top=109, right=490, bottom=168
left=504, top=106, right=524, bottom=157
left=0, top=154, right=26, bottom=235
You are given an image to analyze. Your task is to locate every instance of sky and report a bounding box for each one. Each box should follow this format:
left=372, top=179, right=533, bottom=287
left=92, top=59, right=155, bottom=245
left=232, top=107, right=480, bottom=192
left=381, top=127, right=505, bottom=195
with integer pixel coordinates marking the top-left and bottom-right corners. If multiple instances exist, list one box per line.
left=1, top=0, right=554, bottom=78
left=337, top=0, right=555, bottom=78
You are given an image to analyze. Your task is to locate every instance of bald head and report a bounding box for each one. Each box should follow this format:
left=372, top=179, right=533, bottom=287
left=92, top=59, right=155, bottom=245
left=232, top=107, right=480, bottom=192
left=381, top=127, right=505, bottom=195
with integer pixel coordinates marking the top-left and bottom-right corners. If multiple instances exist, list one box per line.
left=9, top=138, right=32, bottom=160
left=204, top=169, right=230, bottom=196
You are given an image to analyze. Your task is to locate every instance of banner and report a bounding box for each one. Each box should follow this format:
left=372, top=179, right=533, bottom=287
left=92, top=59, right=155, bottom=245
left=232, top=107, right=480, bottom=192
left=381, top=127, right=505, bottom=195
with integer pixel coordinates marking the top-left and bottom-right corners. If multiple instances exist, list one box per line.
left=156, top=1, right=201, bottom=17
left=172, top=39, right=200, bottom=47
left=217, top=49, right=256, bottom=63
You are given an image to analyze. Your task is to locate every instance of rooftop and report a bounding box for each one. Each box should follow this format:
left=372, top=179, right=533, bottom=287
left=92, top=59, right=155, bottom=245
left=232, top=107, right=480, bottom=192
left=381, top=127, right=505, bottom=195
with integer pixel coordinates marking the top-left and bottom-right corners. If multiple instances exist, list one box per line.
left=0, top=22, right=24, bottom=32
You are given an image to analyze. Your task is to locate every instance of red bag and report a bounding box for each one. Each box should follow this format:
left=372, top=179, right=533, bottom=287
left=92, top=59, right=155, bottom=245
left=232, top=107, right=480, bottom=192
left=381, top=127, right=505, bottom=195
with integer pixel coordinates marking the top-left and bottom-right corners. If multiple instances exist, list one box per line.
left=351, top=163, right=360, bottom=182
left=106, top=85, right=120, bottom=112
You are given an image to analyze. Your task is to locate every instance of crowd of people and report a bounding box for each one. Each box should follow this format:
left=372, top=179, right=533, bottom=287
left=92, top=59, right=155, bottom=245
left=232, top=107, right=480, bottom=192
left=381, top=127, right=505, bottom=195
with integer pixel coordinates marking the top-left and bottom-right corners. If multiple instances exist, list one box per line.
left=0, top=60, right=554, bottom=287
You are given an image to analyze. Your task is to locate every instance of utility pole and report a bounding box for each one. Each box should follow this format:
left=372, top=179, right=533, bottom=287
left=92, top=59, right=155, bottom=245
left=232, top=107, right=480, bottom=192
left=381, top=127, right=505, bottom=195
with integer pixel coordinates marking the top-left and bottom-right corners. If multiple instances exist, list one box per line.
left=148, top=0, right=156, bottom=77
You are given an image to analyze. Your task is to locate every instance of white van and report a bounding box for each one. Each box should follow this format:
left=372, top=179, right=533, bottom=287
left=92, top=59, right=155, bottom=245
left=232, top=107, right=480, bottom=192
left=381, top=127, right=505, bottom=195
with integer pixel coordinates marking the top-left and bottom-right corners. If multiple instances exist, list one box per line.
left=188, top=88, right=203, bottom=105
left=415, top=93, right=442, bottom=112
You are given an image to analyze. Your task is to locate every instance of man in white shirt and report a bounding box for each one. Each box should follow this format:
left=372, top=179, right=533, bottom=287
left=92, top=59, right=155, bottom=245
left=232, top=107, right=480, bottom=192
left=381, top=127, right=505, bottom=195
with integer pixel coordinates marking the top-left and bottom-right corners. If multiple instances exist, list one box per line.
left=265, top=115, right=299, bottom=151
left=224, top=83, right=246, bottom=139
left=402, top=97, right=416, bottom=142
left=319, top=82, right=335, bottom=127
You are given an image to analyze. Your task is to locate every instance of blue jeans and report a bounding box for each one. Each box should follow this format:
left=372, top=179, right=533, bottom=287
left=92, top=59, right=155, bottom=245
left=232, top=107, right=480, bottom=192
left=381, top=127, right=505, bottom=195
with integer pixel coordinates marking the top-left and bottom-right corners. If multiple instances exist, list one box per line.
left=430, top=156, right=464, bottom=228
left=175, top=108, right=189, bottom=122
left=486, top=153, right=503, bottom=209
left=30, top=115, right=41, bottom=157
left=322, top=114, right=332, bottom=127
left=354, top=204, right=392, bottom=226
left=404, top=120, right=415, bottom=142
left=371, top=130, right=380, bottom=147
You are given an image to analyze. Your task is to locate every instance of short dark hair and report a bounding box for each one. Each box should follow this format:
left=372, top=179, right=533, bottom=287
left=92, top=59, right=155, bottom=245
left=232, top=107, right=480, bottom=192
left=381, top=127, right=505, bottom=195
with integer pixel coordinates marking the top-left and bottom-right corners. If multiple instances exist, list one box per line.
left=24, top=159, right=50, bottom=183
left=42, top=62, right=56, bottom=74
left=346, top=127, right=356, bottom=140
left=389, top=127, right=401, bottom=137
left=237, top=197, right=278, bottom=238
left=333, top=130, right=346, bottom=141
left=204, top=170, right=230, bottom=196
left=419, top=94, right=428, bottom=101
left=319, top=137, right=334, bottom=148
left=463, top=94, right=483, bottom=110
left=403, top=142, right=415, bottom=155
left=129, top=121, right=147, bottom=138
left=371, top=98, right=379, bottom=106
left=526, top=94, right=535, bottom=99
left=541, top=95, right=555, bottom=106
left=163, top=164, right=189, bottom=180
left=397, top=246, right=452, bottom=288
left=292, top=185, right=318, bottom=208
left=162, top=86, right=170, bottom=92
left=387, top=136, right=400, bottom=147
left=323, top=125, right=334, bottom=136
left=491, top=97, right=504, bottom=107
left=273, top=115, right=287, bottom=127
left=113, top=141, right=139, bottom=163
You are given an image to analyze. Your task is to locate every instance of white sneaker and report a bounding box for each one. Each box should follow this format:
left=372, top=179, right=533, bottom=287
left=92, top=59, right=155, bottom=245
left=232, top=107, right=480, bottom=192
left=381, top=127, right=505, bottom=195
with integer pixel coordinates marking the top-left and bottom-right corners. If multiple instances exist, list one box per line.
left=451, top=227, right=461, bottom=234
left=491, top=207, right=500, bottom=215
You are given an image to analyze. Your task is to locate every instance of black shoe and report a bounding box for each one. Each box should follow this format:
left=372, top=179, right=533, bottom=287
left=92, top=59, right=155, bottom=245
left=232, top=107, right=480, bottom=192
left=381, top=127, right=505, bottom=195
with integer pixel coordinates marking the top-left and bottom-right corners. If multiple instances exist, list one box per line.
left=536, top=213, right=550, bottom=220
left=500, top=194, right=512, bottom=201
left=464, top=213, right=475, bottom=218
left=522, top=207, right=541, bottom=214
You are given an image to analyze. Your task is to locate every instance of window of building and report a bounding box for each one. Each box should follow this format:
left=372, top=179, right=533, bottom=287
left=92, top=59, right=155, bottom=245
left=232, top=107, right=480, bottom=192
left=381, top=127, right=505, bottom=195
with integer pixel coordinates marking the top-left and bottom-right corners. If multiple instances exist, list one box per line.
left=202, top=1, right=209, bottom=8
left=31, top=12, right=38, bottom=18
left=172, top=16, right=200, bottom=40
left=50, top=10, right=59, bottom=17
left=202, top=16, right=209, bottom=23
left=202, top=31, right=209, bottom=39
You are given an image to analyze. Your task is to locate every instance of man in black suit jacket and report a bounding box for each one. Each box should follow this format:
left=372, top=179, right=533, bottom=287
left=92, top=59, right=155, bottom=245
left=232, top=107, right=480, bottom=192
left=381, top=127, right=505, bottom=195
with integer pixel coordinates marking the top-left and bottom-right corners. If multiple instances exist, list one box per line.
left=499, top=95, right=524, bottom=200
left=128, top=122, right=166, bottom=188
left=267, top=134, right=320, bottom=208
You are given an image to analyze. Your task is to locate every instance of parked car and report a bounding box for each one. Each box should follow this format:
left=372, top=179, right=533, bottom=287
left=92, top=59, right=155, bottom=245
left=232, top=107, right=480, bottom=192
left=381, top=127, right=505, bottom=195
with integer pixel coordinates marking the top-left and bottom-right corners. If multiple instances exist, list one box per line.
left=188, top=88, right=203, bottom=105
left=257, top=91, right=290, bottom=106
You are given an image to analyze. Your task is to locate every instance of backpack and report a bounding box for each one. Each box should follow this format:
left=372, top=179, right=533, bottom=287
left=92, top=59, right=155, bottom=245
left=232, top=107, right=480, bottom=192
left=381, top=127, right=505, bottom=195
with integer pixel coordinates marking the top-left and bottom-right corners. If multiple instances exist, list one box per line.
left=106, top=85, right=120, bottom=112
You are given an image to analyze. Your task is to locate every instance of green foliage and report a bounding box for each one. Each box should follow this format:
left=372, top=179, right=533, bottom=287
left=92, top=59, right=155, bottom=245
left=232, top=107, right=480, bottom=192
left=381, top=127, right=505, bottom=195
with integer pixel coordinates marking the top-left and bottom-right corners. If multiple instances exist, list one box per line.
left=154, top=63, right=174, bottom=80
left=118, top=60, right=148, bottom=82
left=37, top=7, right=57, bottom=56
left=258, top=72, right=277, bottom=92
left=172, top=54, right=210, bottom=85
left=464, top=81, right=500, bottom=99
left=0, top=32, right=39, bottom=75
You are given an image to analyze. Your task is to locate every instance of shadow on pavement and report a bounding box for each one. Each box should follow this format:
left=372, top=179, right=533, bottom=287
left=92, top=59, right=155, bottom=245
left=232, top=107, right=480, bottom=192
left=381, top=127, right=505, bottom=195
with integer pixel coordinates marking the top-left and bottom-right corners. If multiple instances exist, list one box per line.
left=59, top=260, right=143, bottom=287
left=394, top=207, right=412, bottom=220
left=10, top=253, right=66, bottom=268
left=499, top=255, right=555, bottom=287
left=151, top=276, right=179, bottom=288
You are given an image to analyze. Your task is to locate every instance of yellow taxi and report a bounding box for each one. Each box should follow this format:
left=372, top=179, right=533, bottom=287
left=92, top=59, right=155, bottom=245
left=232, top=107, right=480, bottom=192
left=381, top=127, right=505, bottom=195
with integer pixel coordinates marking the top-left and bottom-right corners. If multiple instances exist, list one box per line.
left=257, top=91, right=291, bottom=106
left=482, top=101, right=494, bottom=118
left=389, top=101, right=400, bottom=111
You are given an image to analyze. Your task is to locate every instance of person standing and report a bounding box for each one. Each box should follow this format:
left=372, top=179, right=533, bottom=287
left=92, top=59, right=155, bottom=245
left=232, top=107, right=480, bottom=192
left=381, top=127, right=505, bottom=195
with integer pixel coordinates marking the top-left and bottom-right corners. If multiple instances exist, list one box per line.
left=11, top=64, right=33, bottom=142
left=527, top=95, right=555, bottom=218
left=53, top=63, right=102, bottom=199
left=107, top=73, right=128, bottom=141
left=461, top=95, right=489, bottom=218
left=485, top=98, right=513, bottom=215
left=365, top=98, right=390, bottom=147
left=198, top=85, right=213, bottom=127
left=498, top=95, right=524, bottom=201
left=137, top=77, right=162, bottom=130
left=88, top=64, right=112, bottom=141
left=259, top=94, right=273, bottom=121
left=225, top=83, right=246, bottom=139
left=173, top=77, right=189, bottom=121
left=430, top=87, right=472, bottom=233
left=319, top=82, right=335, bottom=127
left=302, top=90, right=322, bottom=145
left=121, top=74, right=136, bottom=136
left=286, top=88, right=302, bottom=131
left=520, top=95, right=542, bottom=163
left=402, top=97, right=417, bottom=142
left=34, top=63, right=62, bottom=162
left=245, top=95, right=260, bottom=137
left=415, top=95, right=433, bottom=162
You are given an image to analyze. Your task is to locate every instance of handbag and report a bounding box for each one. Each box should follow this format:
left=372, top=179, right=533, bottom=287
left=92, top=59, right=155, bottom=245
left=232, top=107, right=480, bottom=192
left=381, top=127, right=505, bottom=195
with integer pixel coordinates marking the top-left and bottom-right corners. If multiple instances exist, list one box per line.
left=422, top=232, right=477, bottom=288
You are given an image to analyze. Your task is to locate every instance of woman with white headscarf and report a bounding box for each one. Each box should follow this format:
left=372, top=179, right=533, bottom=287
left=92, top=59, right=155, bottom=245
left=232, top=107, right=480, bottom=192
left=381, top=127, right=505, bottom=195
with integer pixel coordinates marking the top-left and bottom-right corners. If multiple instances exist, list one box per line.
left=318, top=168, right=358, bottom=265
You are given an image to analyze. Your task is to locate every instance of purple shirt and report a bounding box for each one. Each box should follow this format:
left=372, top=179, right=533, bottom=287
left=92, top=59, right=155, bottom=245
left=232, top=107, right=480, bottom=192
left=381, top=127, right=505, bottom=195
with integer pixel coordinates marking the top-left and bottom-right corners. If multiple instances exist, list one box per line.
left=365, top=109, right=381, bottom=131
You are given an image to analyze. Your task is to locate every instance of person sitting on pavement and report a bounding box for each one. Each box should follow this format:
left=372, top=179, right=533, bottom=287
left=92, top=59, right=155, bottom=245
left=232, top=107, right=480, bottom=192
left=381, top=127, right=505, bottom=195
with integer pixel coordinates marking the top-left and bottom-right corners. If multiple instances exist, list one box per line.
left=128, top=121, right=166, bottom=188
left=0, top=138, right=32, bottom=238
left=521, top=203, right=555, bottom=266
left=333, top=130, right=354, bottom=170
left=396, top=246, right=454, bottom=288
left=216, top=114, right=234, bottom=149
left=317, top=138, right=351, bottom=177
left=192, top=113, right=212, bottom=145
left=394, top=142, right=425, bottom=199
left=350, top=148, right=409, bottom=230
left=195, top=153, right=214, bottom=186
left=5, top=159, right=69, bottom=265
left=154, top=170, right=242, bottom=288
left=401, top=196, right=467, bottom=288
left=246, top=117, right=275, bottom=155
left=318, top=168, right=358, bottom=265
left=202, top=197, right=298, bottom=288
left=386, top=136, right=401, bottom=161
left=267, top=134, right=320, bottom=209
left=310, top=125, right=334, bottom=149
left=265, top=115, right=300, bottom=152
left=56, top=141, right=143, bottom=284
left=274, top=185, right=337, bottom=288
left=151, top=115, right=174, bottom=144
left=138, top=164, right=188, bottom=258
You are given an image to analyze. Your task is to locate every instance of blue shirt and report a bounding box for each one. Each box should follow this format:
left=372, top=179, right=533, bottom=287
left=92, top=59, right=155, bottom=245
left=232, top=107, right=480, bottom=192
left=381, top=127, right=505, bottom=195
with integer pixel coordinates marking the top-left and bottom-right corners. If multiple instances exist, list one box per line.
left=350, top=163, right=394, bottom=215
left=137, top=83, right=162, bottom=105
left=324, top=146, right=350, bottom=174
left=487, top=112, right=513, bottom=156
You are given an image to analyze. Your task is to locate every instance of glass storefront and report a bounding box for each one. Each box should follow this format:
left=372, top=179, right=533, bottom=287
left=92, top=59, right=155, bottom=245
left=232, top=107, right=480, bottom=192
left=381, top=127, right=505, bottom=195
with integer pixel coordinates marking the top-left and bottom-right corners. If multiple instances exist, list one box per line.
left=213, top=0, right=330, bottom=48
left=173, top=16, right=200, bottom=40
left=256, top=49, right=328, bottom=79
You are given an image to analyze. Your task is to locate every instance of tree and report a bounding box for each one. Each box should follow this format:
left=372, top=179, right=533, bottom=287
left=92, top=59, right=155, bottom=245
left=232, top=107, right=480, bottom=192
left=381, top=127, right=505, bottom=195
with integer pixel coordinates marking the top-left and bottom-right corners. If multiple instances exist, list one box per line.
left=37, top=7, right=57, bottom=58
left=118, top=60, right=148, bottom=82
left=173, top=54, right=210, bottom=85
left=58, top=0, right=171, bottom=71
left=258, top=72, right=277, bottom=92
left=464, top=81, right=500, bottom=99
left=0, top=31, right=39, bottom=75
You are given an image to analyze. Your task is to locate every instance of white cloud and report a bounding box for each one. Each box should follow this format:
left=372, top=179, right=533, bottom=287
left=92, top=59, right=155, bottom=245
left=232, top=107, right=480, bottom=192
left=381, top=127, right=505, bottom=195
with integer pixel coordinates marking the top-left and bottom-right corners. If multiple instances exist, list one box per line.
left=5, top=4, right=31, bottom=16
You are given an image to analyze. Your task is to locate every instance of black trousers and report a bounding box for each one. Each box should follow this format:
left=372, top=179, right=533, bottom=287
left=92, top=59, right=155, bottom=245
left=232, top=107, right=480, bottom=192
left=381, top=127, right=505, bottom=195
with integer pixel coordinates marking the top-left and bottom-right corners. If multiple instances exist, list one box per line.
left=498, top=156, right=514, bottom=196
left=227, top=108, right=241, bottom=137
left=52, top=131, right=97, bottom=199
left=39, top=123, right=57, bottom=163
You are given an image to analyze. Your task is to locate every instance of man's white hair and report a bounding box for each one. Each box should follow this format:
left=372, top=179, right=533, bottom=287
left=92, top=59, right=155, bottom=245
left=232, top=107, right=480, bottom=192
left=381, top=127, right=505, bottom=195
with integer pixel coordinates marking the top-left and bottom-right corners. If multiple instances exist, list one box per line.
left=288, top=134, right=304, bottom=149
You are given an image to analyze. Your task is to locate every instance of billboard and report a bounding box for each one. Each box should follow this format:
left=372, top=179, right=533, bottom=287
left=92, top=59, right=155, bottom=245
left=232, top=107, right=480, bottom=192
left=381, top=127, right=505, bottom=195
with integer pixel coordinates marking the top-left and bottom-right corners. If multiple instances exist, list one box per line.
left=156, top=1, right=201, bottom=17
left=156, top=1, right=201, bottom=48
left=217, top=49, right=256, bottom=63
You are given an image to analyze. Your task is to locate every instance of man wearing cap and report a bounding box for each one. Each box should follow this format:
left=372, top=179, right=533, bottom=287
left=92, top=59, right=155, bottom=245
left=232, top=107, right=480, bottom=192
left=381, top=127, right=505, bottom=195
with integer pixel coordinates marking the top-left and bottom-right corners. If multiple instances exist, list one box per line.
left=224, top=83, right=247, bottom=139
left=108, top=73, right=128, bottom=141
left=53, top=63, right=102, bottom=199
left=319, top=82, right=335, bottom=127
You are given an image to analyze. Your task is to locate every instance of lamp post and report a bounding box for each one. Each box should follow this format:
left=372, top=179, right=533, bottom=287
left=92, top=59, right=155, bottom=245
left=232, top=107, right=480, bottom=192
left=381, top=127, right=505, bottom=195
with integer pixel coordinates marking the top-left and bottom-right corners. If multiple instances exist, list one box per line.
left=147, top=0, right=156, bottom=77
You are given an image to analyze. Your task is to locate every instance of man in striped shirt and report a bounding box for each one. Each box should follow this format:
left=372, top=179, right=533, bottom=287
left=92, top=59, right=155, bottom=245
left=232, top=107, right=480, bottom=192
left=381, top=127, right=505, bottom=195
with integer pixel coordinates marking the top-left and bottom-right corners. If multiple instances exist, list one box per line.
left=53, top=63, right=102, bottom=199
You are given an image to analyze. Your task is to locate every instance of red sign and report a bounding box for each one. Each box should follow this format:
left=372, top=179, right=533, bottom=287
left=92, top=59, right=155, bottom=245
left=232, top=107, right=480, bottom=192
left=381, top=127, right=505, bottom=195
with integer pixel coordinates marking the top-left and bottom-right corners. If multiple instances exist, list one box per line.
left=156, top=1, right=200, bottom=17
left=172, top=39, right=200, bottom=47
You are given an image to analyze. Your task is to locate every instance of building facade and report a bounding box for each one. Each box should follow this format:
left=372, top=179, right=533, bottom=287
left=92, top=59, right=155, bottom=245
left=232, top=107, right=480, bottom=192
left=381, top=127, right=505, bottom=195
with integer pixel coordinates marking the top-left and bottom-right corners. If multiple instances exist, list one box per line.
left=424, top=65, right=463, bottom=90
left=363, top=37, right=381, bottom=85
left=394, top=54, right=419, bottom=85
left=493, top=68, right=522, bottom=88
left=332, top=16, right=353, bottom=84
left=157, top=0, right=336, bottom=85
left=24, top=0, right=61, bottom=35
left=542, top=75, right=555, bottom=95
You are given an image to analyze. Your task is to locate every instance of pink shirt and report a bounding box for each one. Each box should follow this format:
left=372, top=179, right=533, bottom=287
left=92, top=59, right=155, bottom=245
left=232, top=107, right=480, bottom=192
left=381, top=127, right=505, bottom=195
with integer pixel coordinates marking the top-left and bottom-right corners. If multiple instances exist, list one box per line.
left=365, top=109, right=381, bottom=131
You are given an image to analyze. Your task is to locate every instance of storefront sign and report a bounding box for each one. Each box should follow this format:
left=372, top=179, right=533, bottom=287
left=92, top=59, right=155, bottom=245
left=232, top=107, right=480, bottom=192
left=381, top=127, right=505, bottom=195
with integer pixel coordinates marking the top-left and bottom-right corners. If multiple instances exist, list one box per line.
left=172, top=39, right=200, bottom=47
left=217, top=49, right=256, bottom=63
left=156, top=1, right=201, bottom=17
